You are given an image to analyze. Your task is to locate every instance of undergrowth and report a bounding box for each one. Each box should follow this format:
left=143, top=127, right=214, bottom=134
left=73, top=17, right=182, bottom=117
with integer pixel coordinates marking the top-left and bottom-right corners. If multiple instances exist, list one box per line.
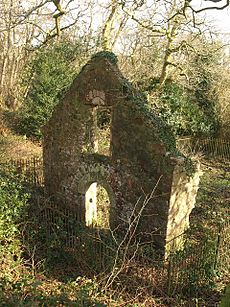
left=0, top=158, right=229, bottom=306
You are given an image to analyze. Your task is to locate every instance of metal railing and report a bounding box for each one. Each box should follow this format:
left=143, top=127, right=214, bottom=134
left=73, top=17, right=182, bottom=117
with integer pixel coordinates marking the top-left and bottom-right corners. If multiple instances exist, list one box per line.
left=177, top=137, right=230, bottom=160
left=1, top=157, right=44, bottom=186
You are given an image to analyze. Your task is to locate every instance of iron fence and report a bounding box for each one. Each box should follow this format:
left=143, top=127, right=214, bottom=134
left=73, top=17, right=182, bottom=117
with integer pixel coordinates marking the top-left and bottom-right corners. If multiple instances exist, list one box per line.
left=27, top=198, right=118, bottom=272
left=166, top=218, right=230, bottom=296
left=29, top=198, right=230, bottom=297
left=177, top=137, right=230, bottom=160
left=2, top=149, right=230, bottom=297
left=1, top=157, right=44, bottom=186
left=2, top=137, right=229, bottom=189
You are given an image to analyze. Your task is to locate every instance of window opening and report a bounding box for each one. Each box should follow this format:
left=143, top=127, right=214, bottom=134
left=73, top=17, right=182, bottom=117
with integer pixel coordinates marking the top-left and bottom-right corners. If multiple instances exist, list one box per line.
left=93, top=107, right=112, bottom=156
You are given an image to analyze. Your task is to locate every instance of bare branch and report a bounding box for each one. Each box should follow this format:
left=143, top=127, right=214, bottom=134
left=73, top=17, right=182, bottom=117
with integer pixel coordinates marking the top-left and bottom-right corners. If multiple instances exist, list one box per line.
left=192, top=0, right=229, bottom=13
left=0, top=0, right=52, bottom=32
left=121, top=6, right=165, bottom=35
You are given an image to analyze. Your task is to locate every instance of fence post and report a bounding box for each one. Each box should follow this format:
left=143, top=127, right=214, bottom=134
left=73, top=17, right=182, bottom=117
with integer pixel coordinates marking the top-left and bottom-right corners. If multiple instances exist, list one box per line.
left=214, top=224, right=222, bottom=272
left=166, top=255, right=173, bottom=296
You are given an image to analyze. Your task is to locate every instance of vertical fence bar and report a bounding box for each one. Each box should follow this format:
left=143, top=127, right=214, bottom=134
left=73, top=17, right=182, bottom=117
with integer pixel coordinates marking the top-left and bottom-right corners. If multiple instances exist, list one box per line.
left=214, top=225, right=222, bottom=271
left=5, top=157, right=44, bottom=187
left=177, top=137, right=230, bottom=161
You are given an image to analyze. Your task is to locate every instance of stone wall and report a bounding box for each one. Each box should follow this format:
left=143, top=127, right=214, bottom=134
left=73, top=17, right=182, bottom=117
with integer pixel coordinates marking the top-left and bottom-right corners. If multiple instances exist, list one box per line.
left=43, top=52, right=201, bottom=255
left=165, top=160, right=202, bottom=255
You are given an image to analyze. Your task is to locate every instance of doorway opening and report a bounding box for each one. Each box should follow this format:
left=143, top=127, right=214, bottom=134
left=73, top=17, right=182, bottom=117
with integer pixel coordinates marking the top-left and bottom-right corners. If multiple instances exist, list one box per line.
left=85, top=182, right=110, bottom=229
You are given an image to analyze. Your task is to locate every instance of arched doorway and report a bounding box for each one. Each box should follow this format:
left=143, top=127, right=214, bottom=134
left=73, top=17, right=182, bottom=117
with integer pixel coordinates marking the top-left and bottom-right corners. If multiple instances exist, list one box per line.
left=85, top=182, right=110, bottom=229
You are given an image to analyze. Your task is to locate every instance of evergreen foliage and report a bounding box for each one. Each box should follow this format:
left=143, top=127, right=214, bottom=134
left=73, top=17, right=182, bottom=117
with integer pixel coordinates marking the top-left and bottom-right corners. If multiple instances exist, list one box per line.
left=92, top=51, right=118, bottom=64
left=0, top=165, right=28, bottom=242
left=157, top=82, right=219, bottom=136
left=0, top=164, right=29, bottom=294
left=17, top=40, right=85, bottom=139
left=191, top=48, right=220, bottom=132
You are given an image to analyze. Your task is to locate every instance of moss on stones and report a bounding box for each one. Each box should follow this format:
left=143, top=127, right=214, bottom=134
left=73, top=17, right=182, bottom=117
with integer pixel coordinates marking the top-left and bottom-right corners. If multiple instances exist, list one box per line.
left=91, top=51, right=118, bottom=65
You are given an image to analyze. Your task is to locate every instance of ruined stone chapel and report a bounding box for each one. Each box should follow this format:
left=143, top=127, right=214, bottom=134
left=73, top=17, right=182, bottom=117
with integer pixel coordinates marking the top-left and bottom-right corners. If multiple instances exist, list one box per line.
left=43, top=52, right=201, bottom=254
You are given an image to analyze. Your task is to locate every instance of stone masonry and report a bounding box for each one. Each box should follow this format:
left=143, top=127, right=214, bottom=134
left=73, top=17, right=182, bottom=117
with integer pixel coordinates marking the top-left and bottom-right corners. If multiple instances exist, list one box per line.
left=43, top=51, right=201, bottom=255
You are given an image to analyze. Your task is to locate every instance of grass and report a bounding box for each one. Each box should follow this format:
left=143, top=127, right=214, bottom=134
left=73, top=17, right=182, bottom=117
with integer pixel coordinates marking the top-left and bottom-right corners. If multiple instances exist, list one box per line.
left=188, top=158, right=230, bottom=303
left=190, top=158, right=230, bottom=228
left=219, top=284, right=230, bottom=307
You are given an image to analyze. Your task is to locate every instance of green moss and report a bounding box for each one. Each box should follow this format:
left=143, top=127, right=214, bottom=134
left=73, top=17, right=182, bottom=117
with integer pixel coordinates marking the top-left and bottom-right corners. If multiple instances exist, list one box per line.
left=219, top=284, right=230, bottom=307
left=184, top=157, right=197, bottom=177
left=91, top=51, right=118, bottom=65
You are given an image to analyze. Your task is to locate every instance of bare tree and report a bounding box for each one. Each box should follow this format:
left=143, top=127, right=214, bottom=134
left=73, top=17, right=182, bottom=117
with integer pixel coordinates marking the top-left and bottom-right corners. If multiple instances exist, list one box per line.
left=0, top=0, right=38, bottom=109
left=99, top=0, right=129, bottom=51
left=0, top=0, right=92, bottom=109
left=190, top=0, right=229, bottom=13
left=0, top=0, right=229, bottom=110
left=116, top=0, right=212, bottom=89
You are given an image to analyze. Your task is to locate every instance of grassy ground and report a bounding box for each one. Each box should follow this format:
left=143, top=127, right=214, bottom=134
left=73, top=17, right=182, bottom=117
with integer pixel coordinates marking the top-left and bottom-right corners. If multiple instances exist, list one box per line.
left=190, top=158, right=230, bottom=305
left=190, top=158, right=230, bottom=230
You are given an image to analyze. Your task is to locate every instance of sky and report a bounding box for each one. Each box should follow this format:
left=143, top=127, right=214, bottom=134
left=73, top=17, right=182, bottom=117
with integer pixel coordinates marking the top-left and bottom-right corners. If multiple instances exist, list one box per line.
left=206, top=9, right=230, bottom=34
left=193, top=1, right=230, bottom=35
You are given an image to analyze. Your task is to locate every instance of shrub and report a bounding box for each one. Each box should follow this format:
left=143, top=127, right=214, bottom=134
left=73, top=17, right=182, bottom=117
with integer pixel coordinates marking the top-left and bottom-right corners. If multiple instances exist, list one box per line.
left=157, top=82, right=219, bottom=136
left=0, top=164, right=29, bottom=298
left=17, top=40, right=87, bottom=140
left=0, top=165, right=29, bottom=243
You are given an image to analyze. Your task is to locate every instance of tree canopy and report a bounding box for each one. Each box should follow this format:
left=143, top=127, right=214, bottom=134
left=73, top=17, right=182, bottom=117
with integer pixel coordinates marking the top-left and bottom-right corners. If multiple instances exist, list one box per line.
left=1, top=0, right=230, bottom=138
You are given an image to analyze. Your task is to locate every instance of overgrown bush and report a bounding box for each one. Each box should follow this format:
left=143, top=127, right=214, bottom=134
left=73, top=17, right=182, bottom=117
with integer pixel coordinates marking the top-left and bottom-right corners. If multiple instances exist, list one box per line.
left=0, top=164, right=29, bottom=297
left=0, top=166, right=108, bottom=305
left=0, top=165, right=28, bottom=246
left=157, top=82, right=219, bottom=136
left=16, top=40, right=88, bottom=140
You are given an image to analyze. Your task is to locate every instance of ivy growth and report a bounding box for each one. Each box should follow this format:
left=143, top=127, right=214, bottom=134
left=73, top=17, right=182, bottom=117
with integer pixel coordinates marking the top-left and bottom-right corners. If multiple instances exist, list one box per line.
left=0, top=163, right=29, bottom=287
left=122, top=78, right=178, bottom=155
left=91, top=51, right=118, bottom=65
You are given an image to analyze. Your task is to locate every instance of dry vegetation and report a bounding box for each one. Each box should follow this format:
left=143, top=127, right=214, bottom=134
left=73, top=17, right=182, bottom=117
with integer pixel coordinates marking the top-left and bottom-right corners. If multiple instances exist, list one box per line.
left=0, top=134, right=42, bottom=160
